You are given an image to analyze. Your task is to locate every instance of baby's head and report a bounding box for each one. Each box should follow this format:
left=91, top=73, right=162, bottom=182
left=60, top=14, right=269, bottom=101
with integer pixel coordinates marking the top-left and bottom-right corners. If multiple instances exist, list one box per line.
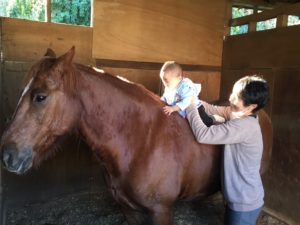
left=160, top=61, right=183, bottom=90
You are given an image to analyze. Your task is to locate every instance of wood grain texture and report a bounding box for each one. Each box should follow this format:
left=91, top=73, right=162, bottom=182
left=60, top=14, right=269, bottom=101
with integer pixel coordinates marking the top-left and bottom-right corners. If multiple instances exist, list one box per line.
left=1, top=18, right=93, bottom=64
left=98, top=66, right=221, bottom=101
left=93, top=0, right=226, bottom=65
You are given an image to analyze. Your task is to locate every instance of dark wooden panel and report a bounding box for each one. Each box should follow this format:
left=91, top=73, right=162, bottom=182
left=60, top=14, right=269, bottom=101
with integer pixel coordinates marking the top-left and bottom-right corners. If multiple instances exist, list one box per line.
left=263, top=69, right=300, bottom=225
left=223, top=25, right=300, bottom=69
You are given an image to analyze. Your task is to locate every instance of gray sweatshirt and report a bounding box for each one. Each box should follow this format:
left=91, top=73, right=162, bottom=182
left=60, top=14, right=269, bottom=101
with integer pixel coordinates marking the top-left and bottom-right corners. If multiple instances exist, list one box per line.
left=186, top=102, right=264, bottom=211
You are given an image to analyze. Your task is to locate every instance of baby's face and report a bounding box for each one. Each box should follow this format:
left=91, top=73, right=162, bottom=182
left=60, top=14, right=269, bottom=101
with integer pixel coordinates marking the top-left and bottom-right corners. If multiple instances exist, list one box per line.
left=162, top=72, right=182, bottom=90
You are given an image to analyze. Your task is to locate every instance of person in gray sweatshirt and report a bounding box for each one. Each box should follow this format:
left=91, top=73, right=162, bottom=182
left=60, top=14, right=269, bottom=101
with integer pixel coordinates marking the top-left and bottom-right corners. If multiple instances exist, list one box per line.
left=186, top=76, right=269, bottom=225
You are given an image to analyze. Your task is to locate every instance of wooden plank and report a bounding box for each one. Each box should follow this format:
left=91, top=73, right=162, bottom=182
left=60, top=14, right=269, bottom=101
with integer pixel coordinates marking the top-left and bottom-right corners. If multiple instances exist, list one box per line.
left=222, top=25, right=300, bottom=69
left=249, top=21, right=257, bottom=32
left=232, top=0, right=281, bottom=9
left=96, top=59, right=221, bottom=72
left=230, top=2, right=300, bottom=26
left=47, top=0, right=51, bottom=22
left=1, top=18, right=93, bottom=64
left=276, top=14, right=288, bottom=27
left=224, top=0, right=233, bottom=36
left=93, top=0, right=226, bottom=66
left=100, top=67, right=221, bottom=101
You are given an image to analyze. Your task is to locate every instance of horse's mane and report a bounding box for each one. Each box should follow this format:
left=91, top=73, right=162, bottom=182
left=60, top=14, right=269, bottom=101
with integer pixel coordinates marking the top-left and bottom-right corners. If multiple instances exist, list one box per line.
left=23, top=57, right=164, bottom=109
left=75, top=63, right=164, bottom=106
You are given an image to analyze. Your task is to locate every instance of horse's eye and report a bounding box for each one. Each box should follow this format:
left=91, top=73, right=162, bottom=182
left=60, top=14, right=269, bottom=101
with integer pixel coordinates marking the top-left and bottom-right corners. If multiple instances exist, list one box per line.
left=34, top=94, right=47, bottom=103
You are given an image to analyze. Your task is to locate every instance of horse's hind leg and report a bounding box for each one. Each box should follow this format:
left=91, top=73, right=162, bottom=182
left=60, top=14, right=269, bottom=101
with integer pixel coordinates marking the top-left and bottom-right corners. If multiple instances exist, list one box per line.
left=150, top=205, right=173, bottom=225
left=122, top=207, right=148, bottom=225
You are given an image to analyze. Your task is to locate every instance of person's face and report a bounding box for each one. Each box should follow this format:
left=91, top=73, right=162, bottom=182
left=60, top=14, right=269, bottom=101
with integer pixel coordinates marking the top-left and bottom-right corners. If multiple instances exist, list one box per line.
left=229, top=83, right=257, bottom=118
left=162, top=72, right=181, bottom=90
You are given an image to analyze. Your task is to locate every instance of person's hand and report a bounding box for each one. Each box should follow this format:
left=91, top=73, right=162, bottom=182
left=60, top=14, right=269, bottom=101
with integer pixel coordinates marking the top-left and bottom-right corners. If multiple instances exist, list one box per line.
left=190, top=96, right=196, bottom=104
left=163, top=106, right=179, bottom=116
left=212, top=114, right=226, bottom=123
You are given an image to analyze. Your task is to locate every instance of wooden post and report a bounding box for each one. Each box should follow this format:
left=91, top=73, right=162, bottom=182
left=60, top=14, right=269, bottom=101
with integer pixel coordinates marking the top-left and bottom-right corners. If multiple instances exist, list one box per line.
left=224, top=0, right=233, bottom=37
left=0, top=18, right=3, bottom=225
left=249, top=21, right=256, bottom=32
left=276, top=14, right=288, bottom=27
left=47, top=0, right=51, bottom=23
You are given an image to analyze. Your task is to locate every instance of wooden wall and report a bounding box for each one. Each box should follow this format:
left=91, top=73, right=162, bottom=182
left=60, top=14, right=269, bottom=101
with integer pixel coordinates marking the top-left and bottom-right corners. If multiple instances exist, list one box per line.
left=222, top=25, right=300, bottom=225
left=1, top=18, right=93, bottom=64
left=93, top=0, right=226, bottom=65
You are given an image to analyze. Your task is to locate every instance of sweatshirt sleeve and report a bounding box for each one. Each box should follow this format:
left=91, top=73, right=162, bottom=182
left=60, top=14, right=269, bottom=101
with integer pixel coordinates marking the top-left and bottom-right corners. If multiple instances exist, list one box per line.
left=202, top=101, right=231, bottom=121
left=186, top=104, right=247, bottom=145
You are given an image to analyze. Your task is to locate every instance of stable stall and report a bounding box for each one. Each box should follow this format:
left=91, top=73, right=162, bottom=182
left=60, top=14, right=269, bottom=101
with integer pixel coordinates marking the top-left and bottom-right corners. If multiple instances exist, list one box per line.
left=0, top=0, right=299, bottom=224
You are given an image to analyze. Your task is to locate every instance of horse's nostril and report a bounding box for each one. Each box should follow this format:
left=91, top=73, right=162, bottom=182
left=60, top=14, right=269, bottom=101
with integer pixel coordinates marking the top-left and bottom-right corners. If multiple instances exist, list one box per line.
left=3, top=151, right=12, bottom=167
left=1, top=143, right=18, bottom=167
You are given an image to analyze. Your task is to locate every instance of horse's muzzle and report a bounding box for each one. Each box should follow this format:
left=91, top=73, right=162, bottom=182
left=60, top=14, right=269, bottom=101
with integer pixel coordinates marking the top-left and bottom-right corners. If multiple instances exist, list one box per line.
left=1, top=143, right=33, bottom=174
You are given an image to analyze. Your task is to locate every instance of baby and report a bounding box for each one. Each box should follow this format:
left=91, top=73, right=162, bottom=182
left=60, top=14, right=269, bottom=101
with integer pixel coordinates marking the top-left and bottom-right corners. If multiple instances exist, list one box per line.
left=160, top=61, right=222, bottom=126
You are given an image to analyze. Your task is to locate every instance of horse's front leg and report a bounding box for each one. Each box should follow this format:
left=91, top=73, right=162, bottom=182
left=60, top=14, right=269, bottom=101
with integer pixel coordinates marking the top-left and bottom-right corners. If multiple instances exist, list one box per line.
left=150, top=204, right=173, bottom=225
left=122, top=207, right=148, bottom=225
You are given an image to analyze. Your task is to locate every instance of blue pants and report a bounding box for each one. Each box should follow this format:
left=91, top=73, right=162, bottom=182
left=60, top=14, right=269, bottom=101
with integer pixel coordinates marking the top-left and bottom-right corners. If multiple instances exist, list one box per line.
left=225, top=206, right=262, bottom=225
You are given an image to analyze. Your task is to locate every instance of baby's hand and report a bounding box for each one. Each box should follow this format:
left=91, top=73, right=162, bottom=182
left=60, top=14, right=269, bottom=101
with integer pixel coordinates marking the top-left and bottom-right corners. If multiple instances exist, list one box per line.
left=163, top=106, right=179, bottom=116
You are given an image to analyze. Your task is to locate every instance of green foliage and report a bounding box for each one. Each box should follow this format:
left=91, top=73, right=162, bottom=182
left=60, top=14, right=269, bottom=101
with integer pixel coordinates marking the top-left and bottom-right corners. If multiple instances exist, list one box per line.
left=51, top=0, right=91, bottom=26
left=0, top=0, right=9, bottom=17
left=5, top=0, right=45, bottom=21
left=231, top=7, right=279, bottom=35
left=256, top=18, right=276, bottom=31
left=288, top=15, right=300, bottom=26
left=231, top=7, right=253, bottom=35
left=0, top=0, right=91, bottom=26
left=230, top=25, right=248, bottom=35
left=232, top=7, right=253, bottom=19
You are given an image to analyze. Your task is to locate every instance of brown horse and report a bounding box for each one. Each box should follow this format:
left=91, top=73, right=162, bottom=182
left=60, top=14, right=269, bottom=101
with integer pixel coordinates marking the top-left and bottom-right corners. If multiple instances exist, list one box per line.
left=0, top=47, right=272, bottom=225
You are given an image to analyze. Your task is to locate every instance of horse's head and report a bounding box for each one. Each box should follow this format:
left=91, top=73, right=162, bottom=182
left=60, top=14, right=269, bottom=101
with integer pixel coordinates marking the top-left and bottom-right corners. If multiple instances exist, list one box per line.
left=0, top=47, right=81, bottom=174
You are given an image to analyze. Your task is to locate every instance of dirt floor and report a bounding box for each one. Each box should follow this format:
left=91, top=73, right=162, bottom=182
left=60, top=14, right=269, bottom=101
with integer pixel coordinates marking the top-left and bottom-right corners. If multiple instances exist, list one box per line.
left=5, top=189, right=288, bottom=225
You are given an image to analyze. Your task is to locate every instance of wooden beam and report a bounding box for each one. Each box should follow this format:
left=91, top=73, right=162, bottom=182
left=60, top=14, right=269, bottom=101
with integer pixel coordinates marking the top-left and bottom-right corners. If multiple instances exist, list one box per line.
left=232, top=0, right=276, bottom=9
left=95, top=59, right=221, bottom=72
left=276, top=14, right=288, bottom=27
left=249, top=21, right=257, bottom=32
left=230, top=2, right=300, bottom=26
left=224, top=0, right=233, bottom=36
left=47, top=0, right=51, bottom=23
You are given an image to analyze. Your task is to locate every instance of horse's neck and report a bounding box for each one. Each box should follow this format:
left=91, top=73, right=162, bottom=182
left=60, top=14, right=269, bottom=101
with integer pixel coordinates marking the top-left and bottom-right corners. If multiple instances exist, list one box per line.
left=77, top=70, right=135, bottom=175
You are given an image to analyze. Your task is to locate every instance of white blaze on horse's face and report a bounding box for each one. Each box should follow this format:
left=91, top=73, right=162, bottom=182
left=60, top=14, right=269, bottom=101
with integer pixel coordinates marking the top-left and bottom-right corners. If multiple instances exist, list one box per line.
left=13, top=77, right=34, bottom=118
left=1, top=48, right=81, bottom=173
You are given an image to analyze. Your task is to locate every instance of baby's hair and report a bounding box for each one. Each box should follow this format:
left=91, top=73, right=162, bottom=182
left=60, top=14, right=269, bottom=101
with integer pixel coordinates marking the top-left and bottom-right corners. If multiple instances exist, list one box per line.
left=160, top=61, right=183, bottom=79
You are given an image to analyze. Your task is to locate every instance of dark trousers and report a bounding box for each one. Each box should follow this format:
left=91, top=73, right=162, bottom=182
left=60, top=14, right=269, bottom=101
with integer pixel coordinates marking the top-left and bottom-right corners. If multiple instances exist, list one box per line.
left=198, top=105, right=214, bottom=127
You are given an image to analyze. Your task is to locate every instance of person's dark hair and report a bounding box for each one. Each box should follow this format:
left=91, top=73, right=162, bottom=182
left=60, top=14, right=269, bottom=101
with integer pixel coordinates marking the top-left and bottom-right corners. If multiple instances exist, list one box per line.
left=236, top=76, right=269, bottom=113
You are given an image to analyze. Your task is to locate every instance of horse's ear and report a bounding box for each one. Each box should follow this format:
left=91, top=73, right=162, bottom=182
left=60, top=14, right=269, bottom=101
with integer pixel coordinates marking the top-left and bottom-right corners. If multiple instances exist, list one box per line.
left=57, top=46, right=75, bottom=66
left=44, top=48, right=56, bottom=58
